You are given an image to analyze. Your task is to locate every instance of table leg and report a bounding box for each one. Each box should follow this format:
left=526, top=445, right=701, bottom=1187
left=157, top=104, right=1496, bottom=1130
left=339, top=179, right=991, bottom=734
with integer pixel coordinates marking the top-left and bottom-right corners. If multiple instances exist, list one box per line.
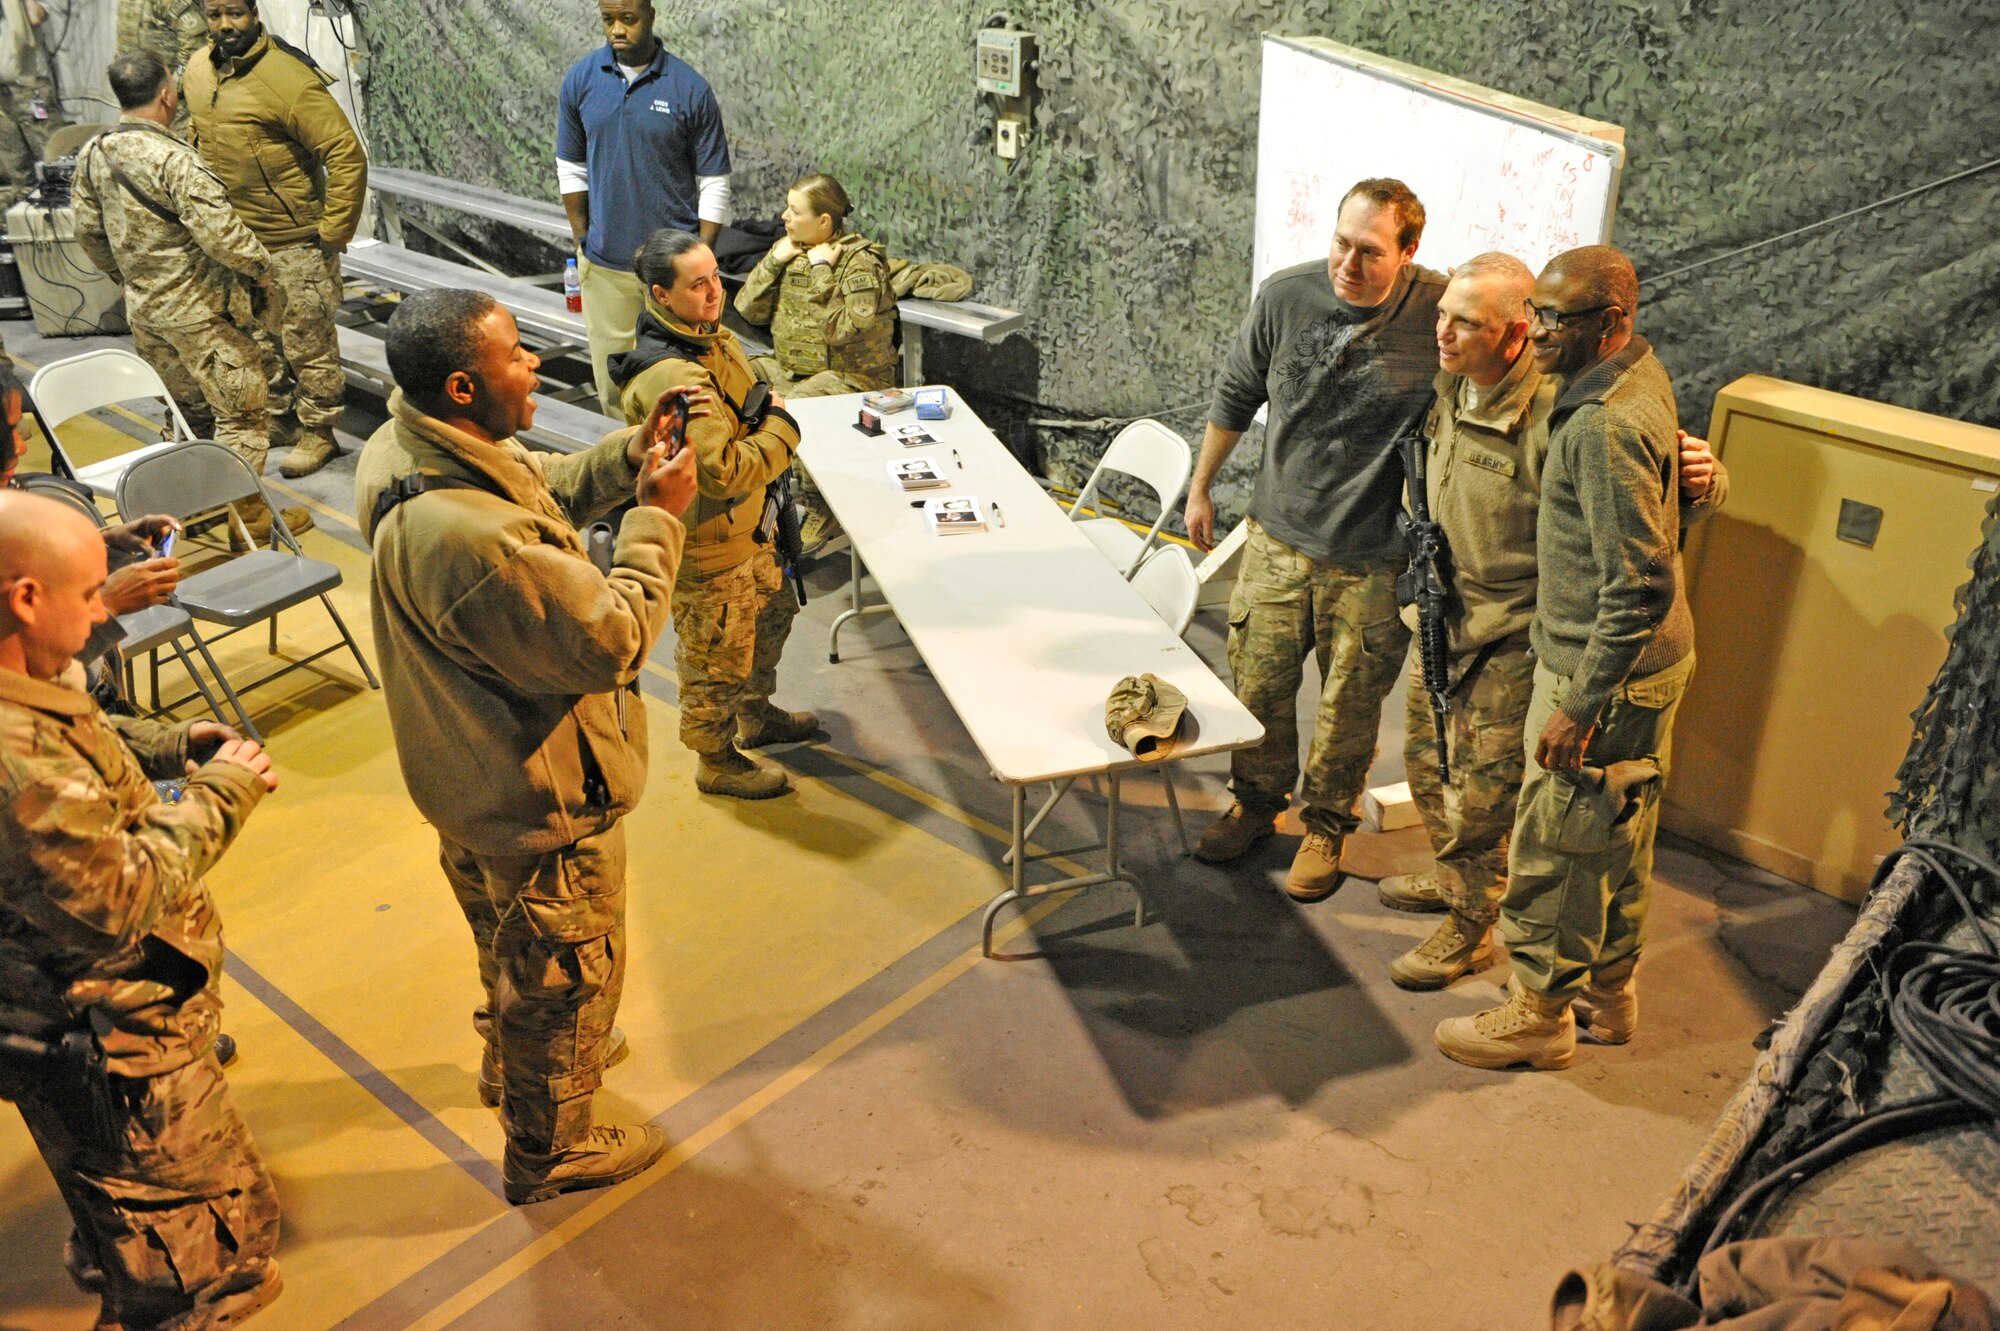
left=980, top=775, right=1147, bottom=959
left=829, top=545, right=864, bottom=662
left=1001, top=777, right=1074, bottom=867
left=826, top=546, right=901, bottom=664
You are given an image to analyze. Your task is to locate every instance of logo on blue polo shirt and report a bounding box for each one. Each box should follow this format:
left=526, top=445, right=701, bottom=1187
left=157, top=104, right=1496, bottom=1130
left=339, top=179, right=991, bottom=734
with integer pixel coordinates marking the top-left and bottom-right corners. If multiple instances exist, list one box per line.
left=650, top=98, right=673, bottom=115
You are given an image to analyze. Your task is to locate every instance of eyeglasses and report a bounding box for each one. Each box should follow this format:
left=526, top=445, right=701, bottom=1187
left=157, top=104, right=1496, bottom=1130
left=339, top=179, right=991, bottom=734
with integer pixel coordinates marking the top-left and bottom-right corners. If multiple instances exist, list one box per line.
left=1525, top=301, right=1618, bottom=331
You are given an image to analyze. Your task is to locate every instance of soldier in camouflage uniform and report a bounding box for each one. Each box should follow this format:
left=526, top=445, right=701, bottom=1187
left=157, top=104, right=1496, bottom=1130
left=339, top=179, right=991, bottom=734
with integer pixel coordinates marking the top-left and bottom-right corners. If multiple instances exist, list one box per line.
left=0, top=490, right=284, bottom=1330
left=73, top=49, right=312, bottom=546
left=735, top=174, right=898, bottom=397
left=734, top=173, right=896, bottom=551
left=1379, top=255, right=1553, bottom=989
left=614, top=231, right=813, bottom=801
left=116, top=0, right=206, bottom=130
left=0, top=0, right=61, bottom=212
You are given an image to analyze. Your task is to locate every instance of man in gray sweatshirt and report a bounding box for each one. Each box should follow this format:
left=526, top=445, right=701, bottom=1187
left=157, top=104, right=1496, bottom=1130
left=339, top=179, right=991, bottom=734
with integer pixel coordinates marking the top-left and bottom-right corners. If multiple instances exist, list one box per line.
left=1436, top=245, right=1693, bottom=1072
left=1186, top=178, right=1446, bottom=902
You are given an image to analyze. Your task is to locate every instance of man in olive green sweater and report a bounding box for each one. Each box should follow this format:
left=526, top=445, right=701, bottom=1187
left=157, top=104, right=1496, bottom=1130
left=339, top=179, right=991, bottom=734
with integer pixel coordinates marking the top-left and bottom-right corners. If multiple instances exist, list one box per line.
left=1436, top=245, right=1694, bottom=1072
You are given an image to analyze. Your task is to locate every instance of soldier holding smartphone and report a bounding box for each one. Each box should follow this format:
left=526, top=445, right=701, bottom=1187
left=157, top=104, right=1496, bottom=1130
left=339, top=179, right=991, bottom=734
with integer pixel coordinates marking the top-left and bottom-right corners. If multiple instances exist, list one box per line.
left=356, top=288, right=701, bottom=1205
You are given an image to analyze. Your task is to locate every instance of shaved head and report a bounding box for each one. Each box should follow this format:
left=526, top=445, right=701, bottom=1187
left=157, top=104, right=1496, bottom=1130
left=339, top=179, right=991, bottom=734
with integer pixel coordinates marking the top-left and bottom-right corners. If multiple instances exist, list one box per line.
left=0, top=492, right=110, bottom=681
left=1542, top=245, right=1639, bottom=318
left=1453, top=251, right=1535, bottom=308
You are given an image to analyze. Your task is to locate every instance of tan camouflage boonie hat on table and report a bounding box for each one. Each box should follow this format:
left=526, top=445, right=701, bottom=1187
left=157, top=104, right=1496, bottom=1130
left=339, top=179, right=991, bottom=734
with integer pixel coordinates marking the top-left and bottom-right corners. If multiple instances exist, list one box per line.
left=1105, top=673, right=1188, bottom=762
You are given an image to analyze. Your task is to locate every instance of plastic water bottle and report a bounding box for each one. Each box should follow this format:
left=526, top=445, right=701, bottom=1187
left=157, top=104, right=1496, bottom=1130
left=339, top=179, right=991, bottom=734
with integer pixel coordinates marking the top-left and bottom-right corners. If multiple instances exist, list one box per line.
left=563, top=257, right=582, bottom=314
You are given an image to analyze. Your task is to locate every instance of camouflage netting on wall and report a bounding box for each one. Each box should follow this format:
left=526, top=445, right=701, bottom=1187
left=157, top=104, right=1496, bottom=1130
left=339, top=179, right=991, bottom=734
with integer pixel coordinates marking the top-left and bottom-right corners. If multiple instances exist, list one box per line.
left=355, top=0, right=2000, bottom=527
left=1893, top=492, right=2000, bottom=858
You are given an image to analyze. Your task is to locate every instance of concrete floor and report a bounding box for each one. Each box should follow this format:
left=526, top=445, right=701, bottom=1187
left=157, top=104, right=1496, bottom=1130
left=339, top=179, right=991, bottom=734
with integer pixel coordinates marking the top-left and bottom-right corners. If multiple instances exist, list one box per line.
left=0, top=314, right=1858, bottom=1330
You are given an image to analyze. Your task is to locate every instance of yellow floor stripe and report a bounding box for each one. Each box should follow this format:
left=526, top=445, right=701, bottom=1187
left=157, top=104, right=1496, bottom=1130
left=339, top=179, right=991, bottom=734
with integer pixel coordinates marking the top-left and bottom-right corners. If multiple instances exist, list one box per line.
left=403, top=892, right=1068, bottom=1331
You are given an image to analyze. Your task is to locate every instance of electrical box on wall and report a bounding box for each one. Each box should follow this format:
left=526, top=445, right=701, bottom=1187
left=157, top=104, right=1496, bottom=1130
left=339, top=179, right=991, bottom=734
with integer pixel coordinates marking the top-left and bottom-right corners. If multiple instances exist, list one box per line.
left=975, top=28, right=1035, bottom=98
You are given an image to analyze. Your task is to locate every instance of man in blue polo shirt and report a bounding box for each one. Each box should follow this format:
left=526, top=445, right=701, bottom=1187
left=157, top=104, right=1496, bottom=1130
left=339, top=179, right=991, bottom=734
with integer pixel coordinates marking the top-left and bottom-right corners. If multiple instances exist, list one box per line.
left=558, top=0, right=731, bottom=413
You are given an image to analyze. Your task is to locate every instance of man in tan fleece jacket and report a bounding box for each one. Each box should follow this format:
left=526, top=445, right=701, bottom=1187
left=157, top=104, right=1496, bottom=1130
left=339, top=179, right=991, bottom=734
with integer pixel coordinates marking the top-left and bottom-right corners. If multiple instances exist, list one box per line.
left=356, top=288, right=699, bottom=1204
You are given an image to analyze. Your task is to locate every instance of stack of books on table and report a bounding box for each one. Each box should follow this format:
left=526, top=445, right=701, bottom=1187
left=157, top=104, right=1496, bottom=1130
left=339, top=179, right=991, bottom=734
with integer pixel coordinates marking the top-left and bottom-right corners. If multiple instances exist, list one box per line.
left=890, top=458, right=950, bottom=490
left=924, top=496, right=987, bottom=534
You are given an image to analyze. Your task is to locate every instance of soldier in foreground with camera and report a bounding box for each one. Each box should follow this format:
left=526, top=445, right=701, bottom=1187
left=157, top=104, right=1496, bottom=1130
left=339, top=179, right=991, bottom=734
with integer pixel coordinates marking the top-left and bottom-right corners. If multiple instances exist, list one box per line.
left=358, top=287, right=701, bottom=1204
left=0, top=489, right=284, bottom=1329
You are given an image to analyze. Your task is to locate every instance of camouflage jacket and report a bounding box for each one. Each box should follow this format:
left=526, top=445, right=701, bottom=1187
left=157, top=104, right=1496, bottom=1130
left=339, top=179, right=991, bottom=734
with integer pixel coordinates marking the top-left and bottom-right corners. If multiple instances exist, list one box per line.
left=73, top=114, right=275, bottom=331
left=0, top=668, right=266, bottom=1079
left=735, top=231, right=897, bottom=389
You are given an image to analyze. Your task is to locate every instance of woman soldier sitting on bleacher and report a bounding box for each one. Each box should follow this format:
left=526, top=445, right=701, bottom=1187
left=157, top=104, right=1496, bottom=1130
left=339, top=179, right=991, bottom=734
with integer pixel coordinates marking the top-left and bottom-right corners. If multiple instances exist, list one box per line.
left=732, top=173, right=897, bottom=551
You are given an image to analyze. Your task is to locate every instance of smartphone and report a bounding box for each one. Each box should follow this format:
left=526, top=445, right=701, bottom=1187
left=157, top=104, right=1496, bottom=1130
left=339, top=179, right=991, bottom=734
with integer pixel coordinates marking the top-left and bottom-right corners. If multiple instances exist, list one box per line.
left=157, top=529, right=176, bottom=559
left=658, top=393, right=688, bottom=459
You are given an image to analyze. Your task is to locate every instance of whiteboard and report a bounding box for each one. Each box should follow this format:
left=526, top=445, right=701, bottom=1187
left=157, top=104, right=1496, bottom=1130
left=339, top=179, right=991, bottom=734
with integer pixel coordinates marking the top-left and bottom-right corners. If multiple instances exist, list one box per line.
left=1253, top=36, right=1625, bottom=295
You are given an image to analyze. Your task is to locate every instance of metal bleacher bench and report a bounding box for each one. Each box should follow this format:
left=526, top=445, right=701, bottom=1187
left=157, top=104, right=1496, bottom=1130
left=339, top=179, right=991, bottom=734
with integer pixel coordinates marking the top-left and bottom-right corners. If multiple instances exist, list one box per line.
left=336, top=323, right=618, bottom=456
left=365, top=167, right=1026, bottom=384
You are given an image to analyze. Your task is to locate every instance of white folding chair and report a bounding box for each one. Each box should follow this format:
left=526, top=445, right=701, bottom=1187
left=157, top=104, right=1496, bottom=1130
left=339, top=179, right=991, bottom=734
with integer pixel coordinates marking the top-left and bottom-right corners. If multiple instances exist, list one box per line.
left=28, top=348, right=196, bottom=503
left=1130, top=543, right=1200, bottom=637
left=1066, top=419, right=1193, bottom=577
left=116, top=442, right=379, bottom=740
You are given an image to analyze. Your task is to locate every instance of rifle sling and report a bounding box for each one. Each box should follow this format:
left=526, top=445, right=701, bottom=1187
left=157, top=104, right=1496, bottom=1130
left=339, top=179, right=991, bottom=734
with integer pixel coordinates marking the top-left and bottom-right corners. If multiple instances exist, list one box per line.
left=91, top=128, right=183, bottom=226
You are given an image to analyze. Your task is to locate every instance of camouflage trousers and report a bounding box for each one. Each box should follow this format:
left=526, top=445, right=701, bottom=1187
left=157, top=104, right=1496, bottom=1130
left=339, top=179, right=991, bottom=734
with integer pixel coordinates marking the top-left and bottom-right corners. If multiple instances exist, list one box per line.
left=0, top=78, right=61, bottom=211
left=672, top=550, right=798, bottom=755
left=745, top=359, right=885, bottom=514
left=748, top=356, right=890, bottom=398
left=441, top=823, right=627, bottom=1155
left=1226, top=518, right=1411, bottom=837
left=131, top=316, right=274, bottom=474
left=1403, top=635, right=1536, bottom=926
left=14, top=1050, right=282, bottom=1329
left=1500, top=652, right=1694, bottom=999
left=264, top=241, right=345, bottom=431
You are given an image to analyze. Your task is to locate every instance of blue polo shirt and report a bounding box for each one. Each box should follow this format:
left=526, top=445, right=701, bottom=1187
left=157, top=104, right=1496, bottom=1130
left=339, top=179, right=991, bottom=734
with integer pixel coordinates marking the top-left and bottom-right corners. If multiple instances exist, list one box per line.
left=556, top=43, right=731, bottom=273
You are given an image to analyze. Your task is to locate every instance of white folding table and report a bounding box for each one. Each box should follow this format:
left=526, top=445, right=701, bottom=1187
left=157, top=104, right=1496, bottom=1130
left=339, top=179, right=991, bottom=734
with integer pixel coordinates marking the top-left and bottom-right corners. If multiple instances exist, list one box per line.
left=791, top=391, right=1264, bottom=956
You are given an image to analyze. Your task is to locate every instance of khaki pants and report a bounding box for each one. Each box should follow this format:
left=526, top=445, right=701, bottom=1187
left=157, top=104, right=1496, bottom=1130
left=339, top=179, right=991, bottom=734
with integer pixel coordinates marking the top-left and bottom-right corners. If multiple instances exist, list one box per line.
left=671, top=552, right=798, bottom=756
left=1403, top=636, right=1536, bottom=926
left=1499, top=652, right=1694, bottom=999
left=580, top=257, right=644, bottom=416
left=440, top=824, right=627, bottom=1155
left=264, top=241, right=345, bottom=431
left=131, top=316, right=273, bottom=474
left=1224, top=518, right=1411, bottom=836
left=14, top=1051, right=281, bottom=1328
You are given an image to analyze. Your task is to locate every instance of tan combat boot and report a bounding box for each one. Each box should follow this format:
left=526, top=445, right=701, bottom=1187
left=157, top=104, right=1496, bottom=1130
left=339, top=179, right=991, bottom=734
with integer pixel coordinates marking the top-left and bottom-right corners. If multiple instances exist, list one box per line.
left=1377, top=868, right=1447, bottom=913
left=1574, top=956, right=1639, bottom=1045
left=230, top=494, right=315, bottom=551
left=798, top=506, right=843, bottom=557
left=278, top=427, right=340, bottom=478
left=1389, top=912, right=1497, bottom=990
left=1192, top=802, right=1277, bottom=864
left=1434, top=975, right=1576, bottom=1070
left=736, top=702, right=820, bottom=748
left=1284, top=830, right=1344, bottom=902
left=503, top=1122, right=668, bottom=1205
left=481, top=1027, right=630, bottom=1110
left=696, top=747, right=791, bottom=799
